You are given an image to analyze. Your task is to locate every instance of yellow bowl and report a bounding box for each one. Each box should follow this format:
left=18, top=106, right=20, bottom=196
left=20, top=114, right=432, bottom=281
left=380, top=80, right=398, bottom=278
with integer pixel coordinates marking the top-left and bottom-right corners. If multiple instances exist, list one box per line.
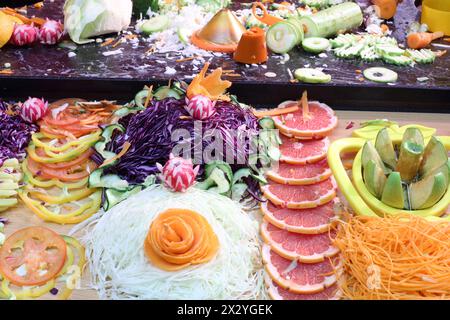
left=422, top=0, right=450, bottom=36
left=328, top=136, right=450, bottom=219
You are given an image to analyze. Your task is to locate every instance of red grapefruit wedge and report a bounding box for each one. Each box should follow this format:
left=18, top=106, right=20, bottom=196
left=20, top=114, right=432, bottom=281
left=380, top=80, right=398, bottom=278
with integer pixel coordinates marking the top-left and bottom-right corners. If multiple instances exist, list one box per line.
left=262, top=245, right=340, bottom=294
left=261, top=178, right=337, bottom=209
left=264, top=273, right=341, bottom=300
left=273, top=101, right=338, bottom=138
left=261, top=221, right=339, bottom=263
left=261, top=198, right=340, bottom=234
left=266, top=159, right=332, bottom=185
left=279, top=135, right=329, bottom=165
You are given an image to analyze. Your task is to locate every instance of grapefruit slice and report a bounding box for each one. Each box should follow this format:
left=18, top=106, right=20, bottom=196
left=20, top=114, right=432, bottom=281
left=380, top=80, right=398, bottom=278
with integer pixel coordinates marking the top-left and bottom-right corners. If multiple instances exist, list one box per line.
left=279, top=135, right=329, bottom=165
left=264, top=273, right=341, bottom=300
left=266, top=159, right=332, bottom=185
left=273, top=101, right=338, bottom=138
left=260, top=198, right=340, bottom=234
left=261, top=221, right=339, bottom=263
left=261, top=178, right=337, bottom=209
left=262, top=245, right=340, bottom=294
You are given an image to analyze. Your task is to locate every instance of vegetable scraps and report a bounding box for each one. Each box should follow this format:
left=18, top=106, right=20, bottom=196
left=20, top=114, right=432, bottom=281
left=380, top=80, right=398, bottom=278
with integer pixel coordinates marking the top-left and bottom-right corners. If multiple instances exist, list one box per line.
left=144, top=208, right=219, bottom=271
left=75, top=185, right=264, bottom=299
left=334, top=213, right=450, bottom=300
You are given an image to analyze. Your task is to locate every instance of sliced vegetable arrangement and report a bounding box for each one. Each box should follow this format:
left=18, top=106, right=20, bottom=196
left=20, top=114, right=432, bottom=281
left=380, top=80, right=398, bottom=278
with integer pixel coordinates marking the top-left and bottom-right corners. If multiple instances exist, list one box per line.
left=0, top=226, right=85, bottom=300
left=17, top=99, right=123, bottom=224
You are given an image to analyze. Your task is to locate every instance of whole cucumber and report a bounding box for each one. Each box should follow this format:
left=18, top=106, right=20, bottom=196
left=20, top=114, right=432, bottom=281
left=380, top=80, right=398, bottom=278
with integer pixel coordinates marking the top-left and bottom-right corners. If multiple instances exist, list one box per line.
left=298, top=2, right=363, bottom=38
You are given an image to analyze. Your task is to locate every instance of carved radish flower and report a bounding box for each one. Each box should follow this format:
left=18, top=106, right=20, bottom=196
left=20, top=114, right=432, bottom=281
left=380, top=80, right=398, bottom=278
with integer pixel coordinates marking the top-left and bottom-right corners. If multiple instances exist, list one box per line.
left=10, top=24, right=38, bottom=46
left=157, top=155, right=199, bottom=192
left=185, top=95, right=215, bottom=120
left=38, top=20, right=63, bottom=45
left=20, top=97, right=48, bottom=123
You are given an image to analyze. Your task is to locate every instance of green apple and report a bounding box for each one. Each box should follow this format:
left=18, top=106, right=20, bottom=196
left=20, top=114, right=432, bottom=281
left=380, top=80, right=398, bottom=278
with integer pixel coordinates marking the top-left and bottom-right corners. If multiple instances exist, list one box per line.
left=0, top=180, right=19, bottom=190
left=402, top=127, right=424, bottom=147
left=375, top=128, right=397, bottom=169
left=396, top=141, right=423, bottom=182
left=381, top=172, right=404, bottom=209
left=0, top=190, right=17, bottom=197
left=0, top=198, right=17, bottom=207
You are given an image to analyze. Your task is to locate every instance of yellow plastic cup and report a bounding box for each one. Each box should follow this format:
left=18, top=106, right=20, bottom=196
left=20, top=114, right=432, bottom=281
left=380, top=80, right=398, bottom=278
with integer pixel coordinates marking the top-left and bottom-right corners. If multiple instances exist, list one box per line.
left=422, top=0, right=450, bottom=36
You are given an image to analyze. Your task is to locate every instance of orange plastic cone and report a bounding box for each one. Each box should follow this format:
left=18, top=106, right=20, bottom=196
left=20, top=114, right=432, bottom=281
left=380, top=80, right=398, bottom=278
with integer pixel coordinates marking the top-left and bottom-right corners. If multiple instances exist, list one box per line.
left=233, top=27, right=268, bottom=64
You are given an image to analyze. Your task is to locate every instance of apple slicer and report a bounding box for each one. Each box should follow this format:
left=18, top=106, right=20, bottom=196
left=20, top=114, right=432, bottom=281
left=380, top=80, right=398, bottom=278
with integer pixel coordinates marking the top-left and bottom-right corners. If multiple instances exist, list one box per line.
left=327, top=122, right=450, bottom=220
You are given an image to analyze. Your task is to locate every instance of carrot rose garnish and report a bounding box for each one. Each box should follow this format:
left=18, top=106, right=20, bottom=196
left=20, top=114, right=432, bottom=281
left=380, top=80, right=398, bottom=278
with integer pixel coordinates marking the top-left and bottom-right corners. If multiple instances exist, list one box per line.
left=144, top=209, right=220, bottom=271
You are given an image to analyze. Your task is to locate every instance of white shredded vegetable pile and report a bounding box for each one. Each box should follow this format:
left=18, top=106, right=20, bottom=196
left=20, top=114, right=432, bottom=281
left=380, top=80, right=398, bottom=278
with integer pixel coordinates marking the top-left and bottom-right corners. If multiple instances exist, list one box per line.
left=72, top=186, right=265, bottom=300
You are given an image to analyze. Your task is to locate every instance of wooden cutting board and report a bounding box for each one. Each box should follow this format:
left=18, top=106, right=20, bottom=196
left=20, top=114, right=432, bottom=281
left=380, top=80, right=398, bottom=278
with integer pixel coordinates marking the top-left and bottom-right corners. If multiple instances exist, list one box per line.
left=3, top=110, right=450, bottom=300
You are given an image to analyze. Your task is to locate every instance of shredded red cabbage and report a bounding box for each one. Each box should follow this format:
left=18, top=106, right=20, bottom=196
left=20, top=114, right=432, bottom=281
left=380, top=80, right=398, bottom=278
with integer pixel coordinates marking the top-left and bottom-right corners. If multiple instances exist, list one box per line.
left=0, top=100, right=37, bottom=166
left=97, top=97, right=261, bottom=197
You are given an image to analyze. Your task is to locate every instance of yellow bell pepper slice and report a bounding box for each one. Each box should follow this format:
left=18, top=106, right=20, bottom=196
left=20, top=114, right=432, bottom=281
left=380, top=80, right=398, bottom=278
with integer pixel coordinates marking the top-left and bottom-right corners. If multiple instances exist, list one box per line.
left=28, top=188, right=96, bottom=205
left=58, top=236, right=86, bottom=300
left=19, top=190, right=101, bottom=224
left=27, top=140, right=97, bottom=164
left=31, top=130, right=101, bottom=153
left=22, top=161, right=88, bottom=189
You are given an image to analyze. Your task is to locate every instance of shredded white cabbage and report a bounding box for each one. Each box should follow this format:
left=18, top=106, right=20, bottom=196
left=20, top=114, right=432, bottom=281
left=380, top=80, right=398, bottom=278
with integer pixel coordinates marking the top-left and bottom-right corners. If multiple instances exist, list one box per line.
left=72, top=186, right=266, bottom=300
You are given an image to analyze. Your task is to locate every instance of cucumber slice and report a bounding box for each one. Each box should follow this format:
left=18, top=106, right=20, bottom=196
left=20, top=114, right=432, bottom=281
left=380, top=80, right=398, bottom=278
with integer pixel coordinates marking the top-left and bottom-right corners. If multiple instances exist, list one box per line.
left=405, top=49, right=435, bottom=64
left=360, top=45, right=380, bottom=62
left=363, top=67, right=398, bottom=83
left=382, top=55, right=413, bottom=66
left=376, top=44, right=405, bottom=57
left=208, top=168, right=231, bottom=194
left=259, top=117, right=275, bottom=130
left=205, top=160, right=233, bottom=183
left=134, top=89, right=152, bottom=109
left=95, top=124, right=125, bottom=160
left=266, top=21, right=301, bottom=54
left=294, top=68, right=331, bottom=84
left=232, top=168, right=252, bottom=185
left=302, top=37, right=330, bottom=54
left=153, top=86, right=181, bottom=100
left=89, top=169, right=129, bottom=191
left=141, top=16, right=170, bottom=35
left=177, top=27, right=191, bottom=45
left=196, top=178, right=216, bottom=190
left=330, top=34, right=358, bottom=48
left=334, top=42, right=364, bottom=59
left=231, top=183, right=248, bottom=202
left=103, top=186, right=142, bottom=211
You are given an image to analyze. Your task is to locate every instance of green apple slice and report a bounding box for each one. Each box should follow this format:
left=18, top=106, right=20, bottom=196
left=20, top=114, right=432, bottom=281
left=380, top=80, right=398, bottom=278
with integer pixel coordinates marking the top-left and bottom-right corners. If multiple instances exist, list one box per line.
left=361, top=141, right=388, bottom=174
left=419, top=136, right=448, bottom=178
left=410, top=172, right=448, bottom=209
left=363, top=159, right=387, bottom=199
left=375, top=128, right=397, bottom=169
left=381, top=172, right=404, bottom=209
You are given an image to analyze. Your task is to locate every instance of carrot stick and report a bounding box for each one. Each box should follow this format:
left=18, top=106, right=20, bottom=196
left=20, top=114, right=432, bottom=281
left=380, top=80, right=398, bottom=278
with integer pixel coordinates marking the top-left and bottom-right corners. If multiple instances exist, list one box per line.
left=253, top=105, right=299, bottom=118
left=407, top=31, right=444, bottom=49
left=300, top=91, right=310, bottom=121
left=100, top=142, right=131, bottom=168
left=144, top=85, right=153, bottom=108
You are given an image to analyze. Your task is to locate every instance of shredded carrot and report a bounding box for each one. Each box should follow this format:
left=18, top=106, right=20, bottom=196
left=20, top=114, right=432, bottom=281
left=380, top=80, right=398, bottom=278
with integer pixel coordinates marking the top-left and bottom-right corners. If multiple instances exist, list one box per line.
left=112, top=38, right=123, bottom=48
left=444, top=38, right=450, bottom=43
left=100, top=141, right=131, bottom=168
left=434, top=50, right=447, bottom=58
left=144, top=85, right=153, bottom=108
left=0, top=69, right=13, bottom=75
left=176, top=56, right=197, bottom=63
left=334, top=213, right=450, bottom=300
left=380, top=24, right=389, bottom=33
left=253, top=105, right=299, bottom=118
left=100, top=38, right=115, bottom=47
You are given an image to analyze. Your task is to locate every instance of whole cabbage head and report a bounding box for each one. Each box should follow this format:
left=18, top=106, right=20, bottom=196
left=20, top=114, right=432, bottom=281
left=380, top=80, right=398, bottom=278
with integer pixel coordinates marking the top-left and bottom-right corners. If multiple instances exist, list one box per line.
left=64, top=0, right=133, bottom=44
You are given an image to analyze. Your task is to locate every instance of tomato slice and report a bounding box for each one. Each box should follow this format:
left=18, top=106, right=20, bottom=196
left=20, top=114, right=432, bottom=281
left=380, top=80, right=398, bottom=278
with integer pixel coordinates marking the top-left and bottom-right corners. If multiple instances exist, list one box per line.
left=0, top=227, right=67, bottom=286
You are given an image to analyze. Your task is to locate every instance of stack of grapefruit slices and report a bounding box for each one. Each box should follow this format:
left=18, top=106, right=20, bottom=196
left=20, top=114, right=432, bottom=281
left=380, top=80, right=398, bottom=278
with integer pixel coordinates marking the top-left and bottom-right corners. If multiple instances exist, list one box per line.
left=260, top=96, right=342, bottom=300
